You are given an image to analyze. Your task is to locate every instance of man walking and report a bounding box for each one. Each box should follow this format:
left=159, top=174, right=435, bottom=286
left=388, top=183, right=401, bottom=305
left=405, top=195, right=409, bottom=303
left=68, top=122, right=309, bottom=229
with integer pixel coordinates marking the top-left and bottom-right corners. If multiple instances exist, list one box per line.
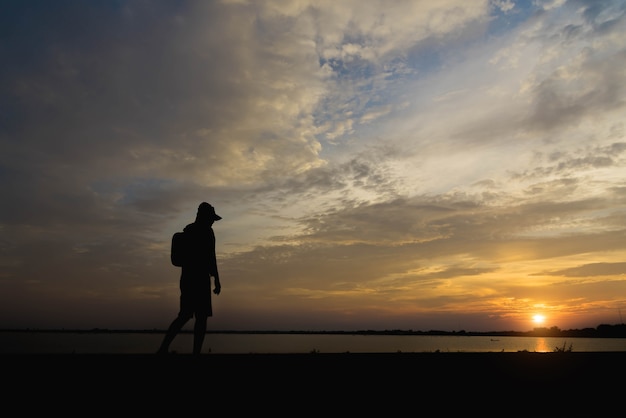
left=158, top=202, right=222, bottom=355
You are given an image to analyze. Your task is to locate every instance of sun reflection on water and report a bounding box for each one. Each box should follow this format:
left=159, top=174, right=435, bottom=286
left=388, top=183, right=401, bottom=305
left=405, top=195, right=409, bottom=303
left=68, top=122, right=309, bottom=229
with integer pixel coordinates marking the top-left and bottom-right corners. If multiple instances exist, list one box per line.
left=535, top=338, right=550, bottom=353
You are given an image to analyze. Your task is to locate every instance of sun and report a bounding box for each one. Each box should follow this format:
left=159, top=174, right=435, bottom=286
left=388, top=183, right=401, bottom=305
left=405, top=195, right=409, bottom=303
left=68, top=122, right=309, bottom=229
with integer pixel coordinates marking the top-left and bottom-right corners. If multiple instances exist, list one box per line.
left=532, top=314, right=546, bottom=324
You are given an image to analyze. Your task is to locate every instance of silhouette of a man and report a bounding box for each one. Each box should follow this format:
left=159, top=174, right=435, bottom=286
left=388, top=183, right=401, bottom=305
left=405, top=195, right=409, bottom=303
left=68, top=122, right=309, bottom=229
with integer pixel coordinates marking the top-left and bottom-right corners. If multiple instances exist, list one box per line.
left=158, top=202, right=222, bottom=355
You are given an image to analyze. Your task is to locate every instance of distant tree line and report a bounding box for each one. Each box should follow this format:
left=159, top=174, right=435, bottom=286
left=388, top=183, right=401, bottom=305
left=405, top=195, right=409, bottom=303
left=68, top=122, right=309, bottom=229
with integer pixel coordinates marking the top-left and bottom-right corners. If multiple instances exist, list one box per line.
left=218, top=323, right=626, bottom=338
left=2, top=323, right=625, bottom=337
left=339, top=323, right=626, bottom=338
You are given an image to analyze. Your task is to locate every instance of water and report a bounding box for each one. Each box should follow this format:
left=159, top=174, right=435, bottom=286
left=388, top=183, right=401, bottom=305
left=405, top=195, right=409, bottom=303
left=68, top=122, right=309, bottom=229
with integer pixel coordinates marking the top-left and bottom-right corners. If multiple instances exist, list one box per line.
left=1, top=331, right=626, bottom=354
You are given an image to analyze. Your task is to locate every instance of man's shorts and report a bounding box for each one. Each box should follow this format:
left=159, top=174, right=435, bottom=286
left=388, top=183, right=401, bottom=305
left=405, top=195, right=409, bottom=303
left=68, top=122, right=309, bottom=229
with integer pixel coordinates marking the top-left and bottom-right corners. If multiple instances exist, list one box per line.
left=178, top=274, right=212, bottom=319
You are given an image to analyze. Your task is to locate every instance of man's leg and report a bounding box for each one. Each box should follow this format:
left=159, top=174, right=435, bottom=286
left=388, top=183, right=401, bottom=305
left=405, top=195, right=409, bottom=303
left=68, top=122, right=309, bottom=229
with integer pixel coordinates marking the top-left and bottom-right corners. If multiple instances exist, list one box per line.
left=157, top=315, right=188, bottom=354
left=193, top=314, right=208, bottom=355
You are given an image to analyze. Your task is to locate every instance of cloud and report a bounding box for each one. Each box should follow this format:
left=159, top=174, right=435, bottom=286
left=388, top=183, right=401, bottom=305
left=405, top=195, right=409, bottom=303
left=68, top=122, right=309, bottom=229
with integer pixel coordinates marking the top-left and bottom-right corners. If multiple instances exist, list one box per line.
left=543, top=262, right=626, bottom=277
left=1, top=0, right=626, bottom=331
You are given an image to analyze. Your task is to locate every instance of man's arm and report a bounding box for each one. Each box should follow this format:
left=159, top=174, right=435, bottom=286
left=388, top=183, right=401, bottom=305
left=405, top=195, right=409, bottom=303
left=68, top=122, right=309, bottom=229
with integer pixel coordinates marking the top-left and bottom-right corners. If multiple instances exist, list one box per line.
left=213, top=270, right=221, bottom=295
left=210, top=229, right=221, bottom=294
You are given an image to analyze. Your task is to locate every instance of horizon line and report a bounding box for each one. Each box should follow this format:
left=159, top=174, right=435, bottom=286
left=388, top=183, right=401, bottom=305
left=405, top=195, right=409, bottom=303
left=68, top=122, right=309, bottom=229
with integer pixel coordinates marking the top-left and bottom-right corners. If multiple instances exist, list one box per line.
left=1, top=323, right=624, bottom=335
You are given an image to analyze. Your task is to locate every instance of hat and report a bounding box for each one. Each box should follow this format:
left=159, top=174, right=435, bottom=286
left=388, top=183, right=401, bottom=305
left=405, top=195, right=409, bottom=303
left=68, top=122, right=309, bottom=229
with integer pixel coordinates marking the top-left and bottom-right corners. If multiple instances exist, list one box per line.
left=198, top=202, right=222, bottom=221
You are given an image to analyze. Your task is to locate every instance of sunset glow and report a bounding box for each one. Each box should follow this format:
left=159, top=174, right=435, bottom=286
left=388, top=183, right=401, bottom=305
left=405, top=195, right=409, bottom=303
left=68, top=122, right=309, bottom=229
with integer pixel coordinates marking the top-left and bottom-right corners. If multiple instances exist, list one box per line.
left=1, top=1, right=626, bottom=332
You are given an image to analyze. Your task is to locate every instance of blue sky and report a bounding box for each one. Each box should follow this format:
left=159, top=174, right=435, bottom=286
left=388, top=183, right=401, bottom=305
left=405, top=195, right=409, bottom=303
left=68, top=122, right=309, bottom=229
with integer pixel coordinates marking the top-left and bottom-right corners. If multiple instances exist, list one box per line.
left=1, top=0, right=626, bottom=332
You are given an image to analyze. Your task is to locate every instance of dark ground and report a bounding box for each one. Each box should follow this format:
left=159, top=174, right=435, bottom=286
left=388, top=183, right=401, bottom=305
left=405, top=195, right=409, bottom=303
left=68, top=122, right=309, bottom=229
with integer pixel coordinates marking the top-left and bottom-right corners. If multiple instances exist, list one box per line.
left=4, top=352, right=623, bottom=415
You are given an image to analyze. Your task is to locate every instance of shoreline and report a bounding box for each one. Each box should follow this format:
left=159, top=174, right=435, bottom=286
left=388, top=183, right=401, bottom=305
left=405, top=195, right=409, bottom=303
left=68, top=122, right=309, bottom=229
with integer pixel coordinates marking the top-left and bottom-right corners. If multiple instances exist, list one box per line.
left=5, top=350, right=625, bottom=378
left=5, top=352, right=623, bottom=413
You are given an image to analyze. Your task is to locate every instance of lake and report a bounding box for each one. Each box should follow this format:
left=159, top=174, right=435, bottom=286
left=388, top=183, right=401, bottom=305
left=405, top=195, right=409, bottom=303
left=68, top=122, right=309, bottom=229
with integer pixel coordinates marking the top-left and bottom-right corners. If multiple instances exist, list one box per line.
left=2, top=331, right=626, bottom=354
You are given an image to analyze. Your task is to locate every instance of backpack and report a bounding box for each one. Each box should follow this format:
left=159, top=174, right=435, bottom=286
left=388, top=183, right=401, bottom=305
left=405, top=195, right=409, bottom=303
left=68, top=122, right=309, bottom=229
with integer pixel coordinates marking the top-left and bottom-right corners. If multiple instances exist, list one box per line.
left=170, top=231, right=187, bottom=267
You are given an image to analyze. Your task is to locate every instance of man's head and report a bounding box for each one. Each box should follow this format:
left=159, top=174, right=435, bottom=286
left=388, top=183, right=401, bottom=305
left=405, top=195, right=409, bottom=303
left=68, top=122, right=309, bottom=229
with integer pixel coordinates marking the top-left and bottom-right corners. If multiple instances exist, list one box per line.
left=196, top=202, right=222, bottom=223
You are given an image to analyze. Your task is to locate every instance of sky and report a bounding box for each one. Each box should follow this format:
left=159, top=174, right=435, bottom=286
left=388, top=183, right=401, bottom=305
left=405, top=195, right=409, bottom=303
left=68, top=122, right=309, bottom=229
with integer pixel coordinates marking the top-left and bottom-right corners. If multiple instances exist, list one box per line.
left=1, top=0, right=626, bottom=333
